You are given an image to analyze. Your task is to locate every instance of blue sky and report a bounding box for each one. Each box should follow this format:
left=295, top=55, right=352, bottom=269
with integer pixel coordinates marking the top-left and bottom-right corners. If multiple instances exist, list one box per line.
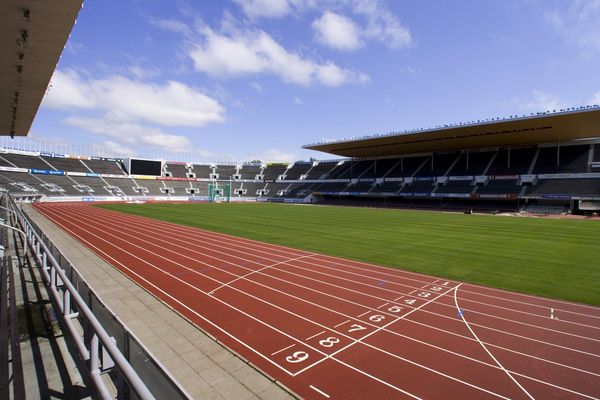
left=27, top=0, right=600, bottom=162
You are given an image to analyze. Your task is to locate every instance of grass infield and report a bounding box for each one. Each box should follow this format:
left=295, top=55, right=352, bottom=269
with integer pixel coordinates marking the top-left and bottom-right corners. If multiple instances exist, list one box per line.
left=98, top=202, right=600, bottom=305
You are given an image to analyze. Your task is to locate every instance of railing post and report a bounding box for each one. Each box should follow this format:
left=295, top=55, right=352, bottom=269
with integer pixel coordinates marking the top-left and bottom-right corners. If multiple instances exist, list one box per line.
left=64, top=290, right=70, bottom=317
left=91, top=334, right=99, bottom=373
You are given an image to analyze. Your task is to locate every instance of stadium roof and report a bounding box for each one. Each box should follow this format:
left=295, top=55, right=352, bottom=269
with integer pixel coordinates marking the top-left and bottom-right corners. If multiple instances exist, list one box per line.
left=303, top=107, right=600, bottom=158
left=0, top=0, right=82, bottom=137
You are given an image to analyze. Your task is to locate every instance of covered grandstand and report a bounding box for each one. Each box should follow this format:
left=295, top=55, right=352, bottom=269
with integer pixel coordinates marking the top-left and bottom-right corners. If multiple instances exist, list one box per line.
left=0, top=107, right=599, bottom=214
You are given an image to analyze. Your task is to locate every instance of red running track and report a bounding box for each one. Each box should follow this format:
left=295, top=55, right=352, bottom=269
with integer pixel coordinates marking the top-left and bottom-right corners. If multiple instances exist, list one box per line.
left=33, top=203, right=600, bottom=399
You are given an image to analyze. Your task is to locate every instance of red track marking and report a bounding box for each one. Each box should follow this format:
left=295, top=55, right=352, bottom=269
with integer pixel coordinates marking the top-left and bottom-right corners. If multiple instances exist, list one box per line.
left=33, top=203, right=600, bottom=399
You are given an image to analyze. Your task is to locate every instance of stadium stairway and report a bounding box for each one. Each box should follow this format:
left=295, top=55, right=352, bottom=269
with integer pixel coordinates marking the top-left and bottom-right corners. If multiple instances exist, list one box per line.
left=0, top=202, right=92, bottom=399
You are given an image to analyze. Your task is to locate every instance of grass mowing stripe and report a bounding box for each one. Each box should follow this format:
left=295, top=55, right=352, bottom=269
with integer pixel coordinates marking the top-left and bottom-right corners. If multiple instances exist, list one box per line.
left=98, top=202, right=600, bottom=305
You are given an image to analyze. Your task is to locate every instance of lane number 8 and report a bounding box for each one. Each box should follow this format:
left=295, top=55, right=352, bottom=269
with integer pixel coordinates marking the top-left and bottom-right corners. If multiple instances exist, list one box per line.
left=318, top=337, right=340, bottom=348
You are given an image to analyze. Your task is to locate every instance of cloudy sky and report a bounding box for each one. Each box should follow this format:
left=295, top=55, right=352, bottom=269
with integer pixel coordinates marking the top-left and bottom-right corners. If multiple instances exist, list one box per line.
left=28, top=0, right=600, bottom=162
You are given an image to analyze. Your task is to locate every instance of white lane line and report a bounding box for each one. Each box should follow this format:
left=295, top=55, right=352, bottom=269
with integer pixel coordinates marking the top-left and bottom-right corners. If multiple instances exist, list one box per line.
left=42, top=221, right=299, bottom=377
left=377, top=302, right=389, bottom=309
left=98, top=206, right=600, bottom=319
left=326, top=358, right=423, bottom=400
left=309, top=385, right=330, bottom=398
left=454, top=285, right=535, bottom=400
left=394, top=295, right=405, bottom=301
left=68, top=207, right=600, bottom=363
left=356, top=310, right=371, bottom=318
left=41, top=207, right=429, bottom=399
left=402, top=316, right=600, bottom=378
left=37, top=210, right=333, bottom=369
left=59, top=208, right=511, bottom=399
left=52, top=206, right=599, bottom=398
left=295, top=285, right=458, bottom=376
left=72, top=208, right=600, bottom=361
left=208, top=254, right=313, bottom=294
left=84, top=208, right=600, bottom=331
left=334, top=319, right=350, bottom=328
left=310, top=253, right=600, bottom=314
left=271, top=344, right=295, bottom=356
left=305, top=330, right=326, bottom=341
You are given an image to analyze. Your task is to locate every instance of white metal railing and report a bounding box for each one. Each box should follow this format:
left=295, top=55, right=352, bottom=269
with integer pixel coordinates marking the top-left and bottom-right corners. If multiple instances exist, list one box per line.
left=6, top=195, right=187, bottom=400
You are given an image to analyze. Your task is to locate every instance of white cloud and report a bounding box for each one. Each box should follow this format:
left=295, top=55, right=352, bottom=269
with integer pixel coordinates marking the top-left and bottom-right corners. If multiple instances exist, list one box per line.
left=312, top=11, right=362, bottom=51
left=352, top=0, right=412, bottom=49
left=43, top=69, right=225, bottom=127
left=516, top=90, right=565, bottom=112
left=41, top=69, right=226, bottom=155
left=128, top=65, right=161, bottom=79
left=43, top=70, right=96, bottom=110
left=148, top=17, right=194, bottom=37
left=250, top=82, right=264, bottom=92
left=293, top=96, right=303, bottom=105
left=233, top=0, right=291, bottom=18
left=65, top=117, right=194, bottom=153
left=189, top=26, right=368, bottom=86
left=251, top=148, right=300, bottom=162
left=232, top=0, right=314, bottom=19
left=545, top=0, right=600, bottom=53
left=232, top=0, right=412, bottom=50
left=90, top=140, right=138, bottom=157
left=591, top=91, right=600, bottom=105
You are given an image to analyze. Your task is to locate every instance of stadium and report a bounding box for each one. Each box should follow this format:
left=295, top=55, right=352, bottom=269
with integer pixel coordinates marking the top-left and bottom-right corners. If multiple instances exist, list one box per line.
left=1, top=1, right=599, bottom=400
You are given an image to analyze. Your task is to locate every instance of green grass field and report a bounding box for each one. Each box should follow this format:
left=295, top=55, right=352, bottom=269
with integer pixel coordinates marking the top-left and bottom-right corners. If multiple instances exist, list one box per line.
left=98, top=202, right=600, bottom=305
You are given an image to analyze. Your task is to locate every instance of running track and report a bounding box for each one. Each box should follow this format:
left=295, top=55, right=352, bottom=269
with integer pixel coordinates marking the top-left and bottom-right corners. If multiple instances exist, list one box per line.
left=33, top=203, right=600, bottom=399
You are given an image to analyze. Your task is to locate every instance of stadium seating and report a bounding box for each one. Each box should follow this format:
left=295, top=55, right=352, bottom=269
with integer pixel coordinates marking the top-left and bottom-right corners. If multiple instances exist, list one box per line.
left=262, top=164, right=288, bottom=180
left=486, top=148, right=537, bottom=175
left=0, top=142, right=597, bottom=214
left=447, top=151, right=494, bottom=176
left=435, top=180, right=474, bottom=194
left=164, top=162, right=189, bottom=178
left=83, top=158, right=126, bottom=175
left=282, top=162, right=312, bottom=180
left=304, top=161, right=338, bottom=179
left=191, top=164, right=213, bottom=179
left=239, top=164, right=262, bottom=180
left=214, top=165, right=237, bottom=180
left=1, top=153, right=52, bottom=170
left=414, top=153, right=459, bottom=177
left=385, top=156, right=429, bottom=178
left=360, top=158, right=400, bottom=179
left=476, top=180, right=521, bottom=195
left=526, top=178, right=600, bottom=196
left=41, top=156, right=90, bottom=173
left=532, top=145, right=590, bottom=174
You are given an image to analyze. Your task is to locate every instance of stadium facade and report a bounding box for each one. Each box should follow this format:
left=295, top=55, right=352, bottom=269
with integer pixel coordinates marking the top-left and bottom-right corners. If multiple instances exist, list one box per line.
left=1, top=107, right=600, bottom=214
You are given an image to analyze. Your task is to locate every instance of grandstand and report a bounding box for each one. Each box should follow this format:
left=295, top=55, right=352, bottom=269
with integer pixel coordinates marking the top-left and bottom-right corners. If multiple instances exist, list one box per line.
left=1, top=115, right=599, bottom=214
left=0, top=128, right=598, bottom=212
left=2, top=108, right=598, bottom=214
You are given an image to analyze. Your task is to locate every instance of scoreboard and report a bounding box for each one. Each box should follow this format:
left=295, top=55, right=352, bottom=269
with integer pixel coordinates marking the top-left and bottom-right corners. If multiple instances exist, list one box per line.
left=127, top=158, right=162, bottom=176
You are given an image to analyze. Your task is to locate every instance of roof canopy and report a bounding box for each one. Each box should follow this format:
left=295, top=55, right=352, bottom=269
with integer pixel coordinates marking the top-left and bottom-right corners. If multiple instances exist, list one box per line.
left=0, top=0, right=82, bottom=137
left=304, top=108, right=600, bottom=158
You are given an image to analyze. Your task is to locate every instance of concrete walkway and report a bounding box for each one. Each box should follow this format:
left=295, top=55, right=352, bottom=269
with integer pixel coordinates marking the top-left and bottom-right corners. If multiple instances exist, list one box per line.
left=24, top=204, right=295, bottom=400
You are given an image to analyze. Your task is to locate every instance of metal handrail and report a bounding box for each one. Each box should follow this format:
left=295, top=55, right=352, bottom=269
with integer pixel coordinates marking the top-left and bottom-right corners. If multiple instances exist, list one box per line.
left=7, top=196, right=156, bottom=400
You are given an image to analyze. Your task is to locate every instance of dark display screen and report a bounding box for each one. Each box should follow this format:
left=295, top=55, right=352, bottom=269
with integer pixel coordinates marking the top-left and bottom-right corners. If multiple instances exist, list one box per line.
left=130, top=159, right=162, bottom=176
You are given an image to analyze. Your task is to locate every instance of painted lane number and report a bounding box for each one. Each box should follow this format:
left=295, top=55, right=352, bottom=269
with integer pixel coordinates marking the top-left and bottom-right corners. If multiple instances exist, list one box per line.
left=418, top=291, right=432, bottom=298
left=348, top=324, right=367, bottom=333
left=286, top=351, right=309, bottom=363
left=369, top=314, right=386, bottom=322
left=388, top=305, right=403, bottom=313
left=319, top=337, right=340, bottom=348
